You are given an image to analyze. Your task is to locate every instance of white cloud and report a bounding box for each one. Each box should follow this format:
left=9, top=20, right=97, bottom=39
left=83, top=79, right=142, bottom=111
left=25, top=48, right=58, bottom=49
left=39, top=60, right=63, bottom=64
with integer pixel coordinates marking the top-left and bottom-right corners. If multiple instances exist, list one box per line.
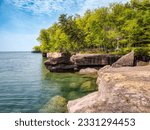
left=5, top=0, right=130, bottom=16
left=5, top=0, right=78, bottom=15
left=78, top=0, right=130, bottom=15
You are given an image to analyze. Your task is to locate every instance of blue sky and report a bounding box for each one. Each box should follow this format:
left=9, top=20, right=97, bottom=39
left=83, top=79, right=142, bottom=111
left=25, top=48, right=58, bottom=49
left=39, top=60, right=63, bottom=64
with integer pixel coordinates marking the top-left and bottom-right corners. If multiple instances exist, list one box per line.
left=0, top=0, right=129, bottom=51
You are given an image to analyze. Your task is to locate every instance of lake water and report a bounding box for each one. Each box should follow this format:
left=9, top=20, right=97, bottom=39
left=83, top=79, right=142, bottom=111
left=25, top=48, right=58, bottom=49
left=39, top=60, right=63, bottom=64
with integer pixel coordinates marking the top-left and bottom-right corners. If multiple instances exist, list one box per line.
left=0, top=52, right=97, bottom=113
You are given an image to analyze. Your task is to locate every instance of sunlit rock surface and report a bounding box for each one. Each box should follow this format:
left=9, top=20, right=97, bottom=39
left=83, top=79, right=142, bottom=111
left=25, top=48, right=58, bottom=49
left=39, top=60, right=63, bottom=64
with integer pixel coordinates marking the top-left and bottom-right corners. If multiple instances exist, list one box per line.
left=45, top=53, right=121, bottom=72
left=68, top=65, right=150, bottom=113
left=112, top=51, right=134, bottom=67
left=71, top=54, right=121, bottom=67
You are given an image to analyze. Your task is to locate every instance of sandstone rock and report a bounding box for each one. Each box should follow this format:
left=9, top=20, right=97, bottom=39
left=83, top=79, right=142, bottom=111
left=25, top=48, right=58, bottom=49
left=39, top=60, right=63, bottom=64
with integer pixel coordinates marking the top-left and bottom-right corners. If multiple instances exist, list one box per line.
left=44, top=52, right=74, bottom=72
left=45, top=53, right=121, bottom=72
left=47, top=52, right=62, bottom=58
left=67, top=92, right=100, bottom=113
left=67, top=91, right=80, bottom=100
left=68, top=65, right=150, bottom=113
left=99, top=65, right=111, bottom=71
left=45, top=52, right=71, bottom=65
left=79, top=68, right=98, bottom=75
left=112, top=51, right=134, bottom=67
left=71, top=54, right=121, bottom=67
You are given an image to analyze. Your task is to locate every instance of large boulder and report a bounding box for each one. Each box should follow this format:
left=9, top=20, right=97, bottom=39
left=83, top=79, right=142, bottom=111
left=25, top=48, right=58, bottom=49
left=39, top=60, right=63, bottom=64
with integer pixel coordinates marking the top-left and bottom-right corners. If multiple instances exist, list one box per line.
left=45, top=52, right=71, bottom=65
left=68, top=65, right=150, bottom=113
left=71, top=54, right=121, bottom=67
left=44, top=52, right=74, bottom=72
left=112, top=51, right=134, bottom=67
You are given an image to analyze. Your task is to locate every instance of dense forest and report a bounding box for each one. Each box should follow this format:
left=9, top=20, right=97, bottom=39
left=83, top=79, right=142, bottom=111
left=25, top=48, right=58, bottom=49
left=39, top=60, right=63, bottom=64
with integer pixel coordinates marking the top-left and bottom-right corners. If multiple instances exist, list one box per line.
left=34, top=0, right=150, bottom=56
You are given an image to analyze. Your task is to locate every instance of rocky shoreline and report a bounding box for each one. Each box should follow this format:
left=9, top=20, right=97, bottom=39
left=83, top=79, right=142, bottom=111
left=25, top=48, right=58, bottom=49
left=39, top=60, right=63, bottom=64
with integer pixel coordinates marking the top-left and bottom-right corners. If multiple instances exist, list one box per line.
left=67, top=52, right=150, bottom=113
left=44, top=52, right=122, bottom=72
left=67, top=65, right=150, bottom=113
left=44, top=51, right=150, bottom=113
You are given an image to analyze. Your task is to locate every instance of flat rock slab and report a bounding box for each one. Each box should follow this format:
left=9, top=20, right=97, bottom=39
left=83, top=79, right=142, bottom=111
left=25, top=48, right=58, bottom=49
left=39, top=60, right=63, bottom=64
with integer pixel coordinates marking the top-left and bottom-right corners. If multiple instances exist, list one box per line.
left=68, top=65, right=150, bottom=113
left=71, top=54, right=121, bottom=66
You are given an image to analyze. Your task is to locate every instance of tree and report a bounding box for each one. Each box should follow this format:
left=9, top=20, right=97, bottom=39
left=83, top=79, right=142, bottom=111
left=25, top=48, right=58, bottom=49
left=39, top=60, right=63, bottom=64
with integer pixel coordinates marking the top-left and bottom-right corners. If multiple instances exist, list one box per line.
left=34, top=0, right=149, bottom=55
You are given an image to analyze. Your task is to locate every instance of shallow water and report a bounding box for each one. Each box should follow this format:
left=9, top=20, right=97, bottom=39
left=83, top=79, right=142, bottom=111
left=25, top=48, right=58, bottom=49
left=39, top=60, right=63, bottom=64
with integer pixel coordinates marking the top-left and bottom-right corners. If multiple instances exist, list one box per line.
left=0, top=52, right=97, bottom=113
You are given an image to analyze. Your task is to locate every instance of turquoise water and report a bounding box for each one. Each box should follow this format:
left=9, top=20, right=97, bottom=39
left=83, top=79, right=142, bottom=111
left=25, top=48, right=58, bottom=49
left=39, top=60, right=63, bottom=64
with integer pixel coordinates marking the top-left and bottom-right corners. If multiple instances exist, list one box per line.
left=0, top=52, right=97, bottom=113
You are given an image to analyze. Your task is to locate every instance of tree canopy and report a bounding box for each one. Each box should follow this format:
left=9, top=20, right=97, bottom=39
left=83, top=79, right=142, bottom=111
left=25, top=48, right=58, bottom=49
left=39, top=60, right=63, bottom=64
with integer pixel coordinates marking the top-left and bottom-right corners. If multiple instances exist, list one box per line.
left=35, top=0, right=150, bottom=55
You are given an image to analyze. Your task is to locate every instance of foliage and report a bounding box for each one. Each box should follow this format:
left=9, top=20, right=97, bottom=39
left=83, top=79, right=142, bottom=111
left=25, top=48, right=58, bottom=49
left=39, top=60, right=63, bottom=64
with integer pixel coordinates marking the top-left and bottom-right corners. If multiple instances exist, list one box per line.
left=33, top=45, right=41, bottom=52
left=134, top=47, right=150, bottom=58
left=35, top=0, right=150, bottom=54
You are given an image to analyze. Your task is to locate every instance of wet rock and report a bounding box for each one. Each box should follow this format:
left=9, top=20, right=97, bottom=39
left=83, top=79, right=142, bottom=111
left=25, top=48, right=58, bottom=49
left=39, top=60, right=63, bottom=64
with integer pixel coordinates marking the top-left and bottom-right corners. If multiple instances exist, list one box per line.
left=46, top=64, right=77, bottom=72
left=69, top=83, right=79, bottom=89
left=80, top=80, right=97, bottom=92
left=67, top=91, right=80, bottom=100
left=79, top=68, right=98, bottom=75
left=40, top=96, right=67, bottom=113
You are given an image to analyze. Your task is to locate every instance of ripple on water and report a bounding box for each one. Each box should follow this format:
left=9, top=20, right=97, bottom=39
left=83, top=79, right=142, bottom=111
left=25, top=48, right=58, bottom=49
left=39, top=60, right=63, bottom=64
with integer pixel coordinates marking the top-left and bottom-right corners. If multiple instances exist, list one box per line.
left=0, top=52, right=97, bottom=112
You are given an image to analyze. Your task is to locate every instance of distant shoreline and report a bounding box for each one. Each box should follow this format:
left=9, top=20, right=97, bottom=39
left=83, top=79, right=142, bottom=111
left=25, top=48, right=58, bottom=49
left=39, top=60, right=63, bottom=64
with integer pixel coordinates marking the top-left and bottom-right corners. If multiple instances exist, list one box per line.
left=0, top=51, right=33, bottom=53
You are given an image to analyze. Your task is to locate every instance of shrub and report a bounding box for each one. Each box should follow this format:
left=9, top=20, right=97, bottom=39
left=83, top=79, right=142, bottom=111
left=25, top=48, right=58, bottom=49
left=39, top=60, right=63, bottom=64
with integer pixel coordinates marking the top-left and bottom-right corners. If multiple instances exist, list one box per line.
left=134, top=47, right=150, bottom=61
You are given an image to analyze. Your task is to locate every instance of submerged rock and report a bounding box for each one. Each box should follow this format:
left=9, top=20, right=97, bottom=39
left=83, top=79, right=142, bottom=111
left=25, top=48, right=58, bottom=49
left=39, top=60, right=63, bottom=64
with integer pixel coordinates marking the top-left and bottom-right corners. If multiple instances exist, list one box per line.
left=67, top=91, right=80, bottom=100
left=68, top=65, right=150, bottom=113
left=80, top=80, right=97, bottom=92
left=79, top=68, right=98, bottom=75
left=40, top=96, right=67, bottom=113
left=46, top=64, right=76, bottom=72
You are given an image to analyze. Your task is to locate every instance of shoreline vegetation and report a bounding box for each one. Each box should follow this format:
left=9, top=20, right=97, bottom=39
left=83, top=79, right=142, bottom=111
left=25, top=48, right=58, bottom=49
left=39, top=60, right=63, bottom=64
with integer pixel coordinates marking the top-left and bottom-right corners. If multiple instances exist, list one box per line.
left=33, top=0, right=150, bottom=57
left=32, top=0, right=150, bottom=112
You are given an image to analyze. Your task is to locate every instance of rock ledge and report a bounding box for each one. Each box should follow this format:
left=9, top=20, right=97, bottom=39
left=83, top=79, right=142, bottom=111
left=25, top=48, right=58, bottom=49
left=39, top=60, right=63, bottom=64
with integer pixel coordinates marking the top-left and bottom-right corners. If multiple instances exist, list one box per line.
left=67, top=65, right=150, bottom=113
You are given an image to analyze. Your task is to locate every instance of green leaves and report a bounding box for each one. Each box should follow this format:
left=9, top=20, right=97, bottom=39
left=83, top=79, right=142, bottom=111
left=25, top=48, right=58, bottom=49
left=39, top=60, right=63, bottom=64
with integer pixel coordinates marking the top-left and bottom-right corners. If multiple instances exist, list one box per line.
left=36, top=0, right=150, bottom=54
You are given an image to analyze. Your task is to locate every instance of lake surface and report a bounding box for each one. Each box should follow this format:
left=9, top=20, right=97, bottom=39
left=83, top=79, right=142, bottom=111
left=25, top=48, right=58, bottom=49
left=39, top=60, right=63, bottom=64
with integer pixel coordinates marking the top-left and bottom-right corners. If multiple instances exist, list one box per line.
left=0, top=52, right=97, bottom=113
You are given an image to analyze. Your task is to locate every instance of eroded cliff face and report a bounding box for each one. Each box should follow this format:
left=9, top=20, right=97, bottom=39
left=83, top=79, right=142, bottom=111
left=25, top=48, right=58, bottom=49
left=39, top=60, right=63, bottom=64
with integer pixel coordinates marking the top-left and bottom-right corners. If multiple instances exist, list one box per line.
left=67, top=65, right=150, bottom=113
left=44, top=53, right=121, bottom=72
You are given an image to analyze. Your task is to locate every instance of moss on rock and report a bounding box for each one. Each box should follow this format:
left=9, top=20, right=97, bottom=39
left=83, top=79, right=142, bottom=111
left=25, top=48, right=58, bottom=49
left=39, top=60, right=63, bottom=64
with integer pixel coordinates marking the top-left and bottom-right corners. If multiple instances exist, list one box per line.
left=67, top=91, right=79, bottom=100
left=80, top=80, right=97, bottom=92
left=39, top=96, right=67, bottom=113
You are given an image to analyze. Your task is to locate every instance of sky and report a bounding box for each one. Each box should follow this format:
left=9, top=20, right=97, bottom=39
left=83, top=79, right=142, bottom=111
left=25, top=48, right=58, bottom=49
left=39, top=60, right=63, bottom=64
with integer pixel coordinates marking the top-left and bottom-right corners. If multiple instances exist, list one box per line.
left=0, top=0, right=129, bottom=51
